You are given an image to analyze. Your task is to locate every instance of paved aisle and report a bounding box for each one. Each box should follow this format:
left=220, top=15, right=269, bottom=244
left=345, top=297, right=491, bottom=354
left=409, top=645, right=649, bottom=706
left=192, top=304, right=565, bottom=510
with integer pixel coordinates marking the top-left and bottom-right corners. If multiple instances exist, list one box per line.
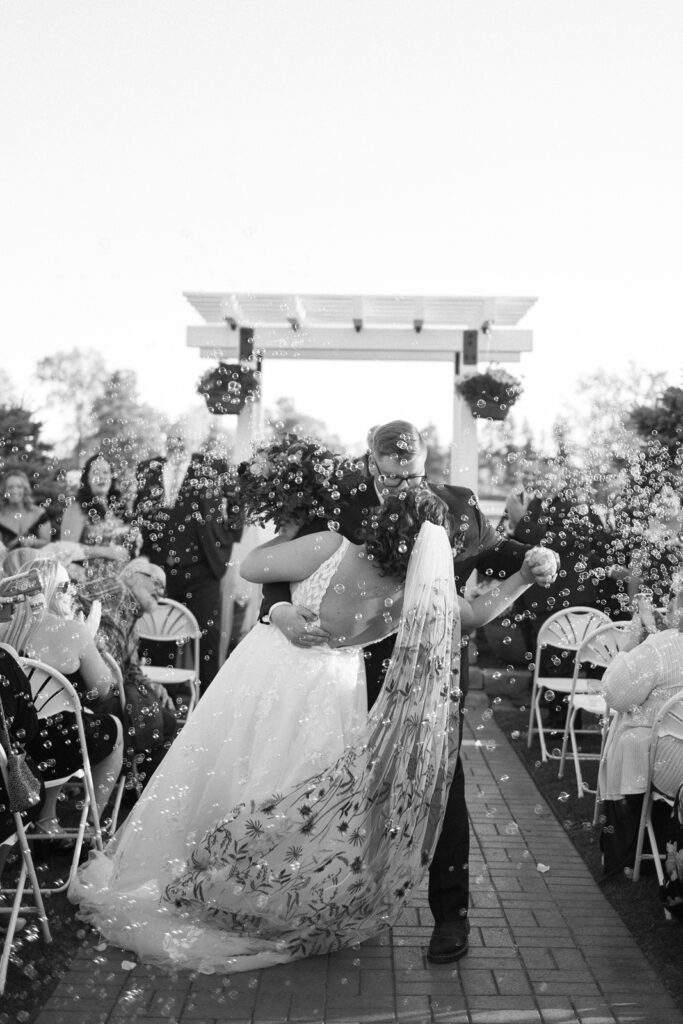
left=33, top=694, right=683, bottom=1024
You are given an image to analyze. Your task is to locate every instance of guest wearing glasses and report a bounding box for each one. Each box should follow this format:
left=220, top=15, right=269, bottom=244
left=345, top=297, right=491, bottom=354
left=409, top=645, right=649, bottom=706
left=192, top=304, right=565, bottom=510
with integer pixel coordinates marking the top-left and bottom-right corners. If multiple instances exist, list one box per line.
left=260, top=419, right=557, bottom=964
left=78, top=558, right=180, bottom=790
left=18, top=557, right=123, bottom=833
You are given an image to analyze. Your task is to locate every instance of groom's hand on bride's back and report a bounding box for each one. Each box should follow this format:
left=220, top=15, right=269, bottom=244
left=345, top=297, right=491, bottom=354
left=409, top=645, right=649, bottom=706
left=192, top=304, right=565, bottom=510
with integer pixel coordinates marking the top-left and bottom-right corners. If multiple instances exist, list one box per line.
left=270, top=603, right=330, bottom=648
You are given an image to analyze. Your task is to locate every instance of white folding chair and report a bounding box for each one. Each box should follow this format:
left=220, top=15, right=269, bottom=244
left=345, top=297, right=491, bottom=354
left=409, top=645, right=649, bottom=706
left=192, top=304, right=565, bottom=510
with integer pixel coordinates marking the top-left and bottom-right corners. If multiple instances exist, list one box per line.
left=19, top=657, right=105, bottom=892
left=102, top=653, right=143, bottom=836
left=632, top=692, right=683, bottom=884
left=0, top=746, right=52, bottom=995
left=558, top=621, right=634, bottom=801
left=527, top=606, right=611, bottom=761
left=136, top=598, right=202, bottom=714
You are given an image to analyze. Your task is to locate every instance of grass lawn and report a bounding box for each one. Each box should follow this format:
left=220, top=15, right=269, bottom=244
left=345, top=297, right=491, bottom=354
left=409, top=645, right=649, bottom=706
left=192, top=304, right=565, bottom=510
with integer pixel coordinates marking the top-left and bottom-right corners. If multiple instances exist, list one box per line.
left=492, top=697, right=683, bottom=1012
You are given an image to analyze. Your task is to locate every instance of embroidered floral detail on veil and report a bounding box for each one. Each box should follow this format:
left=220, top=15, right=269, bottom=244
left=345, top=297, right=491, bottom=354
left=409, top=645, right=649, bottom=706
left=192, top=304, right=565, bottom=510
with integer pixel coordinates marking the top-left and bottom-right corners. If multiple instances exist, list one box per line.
left=164, top=521, right=459, bottom=960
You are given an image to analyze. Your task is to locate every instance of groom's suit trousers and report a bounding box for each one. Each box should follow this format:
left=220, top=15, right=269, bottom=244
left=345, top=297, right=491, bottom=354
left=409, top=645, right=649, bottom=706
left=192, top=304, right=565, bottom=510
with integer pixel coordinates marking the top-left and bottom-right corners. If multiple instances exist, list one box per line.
left=364, top=636, right=470, bottom=922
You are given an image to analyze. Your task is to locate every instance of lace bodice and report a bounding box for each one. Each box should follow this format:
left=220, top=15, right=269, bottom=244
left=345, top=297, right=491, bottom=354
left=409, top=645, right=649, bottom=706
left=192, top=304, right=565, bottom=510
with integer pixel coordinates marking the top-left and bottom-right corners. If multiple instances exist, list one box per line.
left=291, top=537, right=349, bottom=618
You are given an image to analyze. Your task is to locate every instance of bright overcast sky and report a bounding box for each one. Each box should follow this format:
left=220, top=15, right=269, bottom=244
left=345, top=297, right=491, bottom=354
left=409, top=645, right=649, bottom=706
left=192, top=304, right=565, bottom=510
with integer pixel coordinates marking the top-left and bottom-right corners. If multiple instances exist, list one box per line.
left=1, top=0, right=681, bottom=451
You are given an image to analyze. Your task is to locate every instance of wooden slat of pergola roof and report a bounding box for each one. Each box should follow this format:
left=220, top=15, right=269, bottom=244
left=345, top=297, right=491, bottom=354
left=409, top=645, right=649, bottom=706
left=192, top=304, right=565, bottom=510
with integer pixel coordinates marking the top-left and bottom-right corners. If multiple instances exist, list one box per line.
left=184, top=293, right=536, bottom=329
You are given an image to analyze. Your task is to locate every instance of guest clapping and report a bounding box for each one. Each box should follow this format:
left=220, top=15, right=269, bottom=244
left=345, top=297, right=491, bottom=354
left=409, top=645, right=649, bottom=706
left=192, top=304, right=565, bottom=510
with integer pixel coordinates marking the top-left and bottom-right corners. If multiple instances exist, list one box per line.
left=20, top=558, right=123, bottom=830
left=79, top=558, right=179, bottom=789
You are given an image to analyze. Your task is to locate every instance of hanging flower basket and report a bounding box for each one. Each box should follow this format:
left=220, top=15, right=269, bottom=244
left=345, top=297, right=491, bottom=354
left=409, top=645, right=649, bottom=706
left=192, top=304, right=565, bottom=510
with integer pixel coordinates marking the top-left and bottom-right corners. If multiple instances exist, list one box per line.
left=455, top=367, right=522, bottom=421
left=197, top=363, right=261, bottom=415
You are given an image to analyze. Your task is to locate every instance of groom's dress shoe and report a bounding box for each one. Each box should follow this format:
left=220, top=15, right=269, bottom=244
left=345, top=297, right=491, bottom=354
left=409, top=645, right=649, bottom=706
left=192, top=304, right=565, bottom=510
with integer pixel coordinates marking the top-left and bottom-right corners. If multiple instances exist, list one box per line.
left=427, top=921, right=470, bottom=963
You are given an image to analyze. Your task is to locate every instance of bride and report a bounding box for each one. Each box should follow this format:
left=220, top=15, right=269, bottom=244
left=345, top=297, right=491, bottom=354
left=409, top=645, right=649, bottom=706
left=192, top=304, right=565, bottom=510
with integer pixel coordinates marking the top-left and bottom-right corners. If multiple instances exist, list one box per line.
left=70, top=442, right=536, bottom=974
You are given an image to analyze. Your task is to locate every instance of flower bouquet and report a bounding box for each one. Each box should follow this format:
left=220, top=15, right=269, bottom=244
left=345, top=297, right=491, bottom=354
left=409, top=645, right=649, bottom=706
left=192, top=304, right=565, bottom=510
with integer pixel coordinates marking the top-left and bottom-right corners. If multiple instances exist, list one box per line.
left=236, top=435, right=364, bottom=530
left=455, top=366, right=523, bottom=420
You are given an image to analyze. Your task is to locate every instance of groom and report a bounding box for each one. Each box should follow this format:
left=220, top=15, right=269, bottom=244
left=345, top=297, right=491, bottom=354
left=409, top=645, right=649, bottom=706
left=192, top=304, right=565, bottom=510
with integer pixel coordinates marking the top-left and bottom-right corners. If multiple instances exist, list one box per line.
left=261, top=420, right=558, bottom=962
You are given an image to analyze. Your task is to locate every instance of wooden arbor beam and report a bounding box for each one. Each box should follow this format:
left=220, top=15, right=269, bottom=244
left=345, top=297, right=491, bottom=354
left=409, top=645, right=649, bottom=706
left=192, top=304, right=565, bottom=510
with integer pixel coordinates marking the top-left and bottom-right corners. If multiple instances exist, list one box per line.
left=187, top=325, right=532, bottom=363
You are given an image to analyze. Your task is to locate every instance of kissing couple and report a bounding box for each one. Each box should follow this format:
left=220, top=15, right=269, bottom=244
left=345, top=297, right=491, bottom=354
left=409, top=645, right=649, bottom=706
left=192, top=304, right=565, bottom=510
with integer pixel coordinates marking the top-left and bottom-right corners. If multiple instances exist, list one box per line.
left=70, top=419, right=557, bottom=973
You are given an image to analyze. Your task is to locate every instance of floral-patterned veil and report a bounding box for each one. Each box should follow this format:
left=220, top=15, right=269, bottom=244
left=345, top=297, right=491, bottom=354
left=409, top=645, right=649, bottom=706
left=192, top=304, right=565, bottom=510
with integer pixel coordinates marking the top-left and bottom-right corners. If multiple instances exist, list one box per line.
left=164, top=519, right=460, bottom=966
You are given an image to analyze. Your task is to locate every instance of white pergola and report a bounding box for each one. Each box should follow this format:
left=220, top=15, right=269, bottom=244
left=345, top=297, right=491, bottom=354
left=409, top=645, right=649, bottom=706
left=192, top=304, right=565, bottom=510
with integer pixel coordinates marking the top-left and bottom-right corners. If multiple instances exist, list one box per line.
left=184, top=293, right=536, bottom=490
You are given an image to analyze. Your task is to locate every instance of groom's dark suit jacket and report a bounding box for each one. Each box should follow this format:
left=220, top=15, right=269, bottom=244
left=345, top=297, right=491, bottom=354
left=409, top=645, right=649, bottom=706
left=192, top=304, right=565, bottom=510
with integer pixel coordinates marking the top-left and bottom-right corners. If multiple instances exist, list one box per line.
left=260, top=476, right=530, bottom=703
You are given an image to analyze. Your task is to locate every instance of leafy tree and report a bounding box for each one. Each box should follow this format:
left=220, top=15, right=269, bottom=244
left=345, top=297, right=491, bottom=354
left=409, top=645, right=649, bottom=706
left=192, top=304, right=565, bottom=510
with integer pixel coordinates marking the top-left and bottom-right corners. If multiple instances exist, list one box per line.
left=478, top=433, right=549, bottom=497
left=267, top=397, right=343, bottom=450
left=421, top=423, right=451, bottom=483
left=89, top=370, right=165, bottom=476
left=630, top=385, right=683, bottom=460
left=0, top=369, right=15, bottom=407
left=0, top=404, right=58, bottom=504
left=36, top=348, right=108, bottom=459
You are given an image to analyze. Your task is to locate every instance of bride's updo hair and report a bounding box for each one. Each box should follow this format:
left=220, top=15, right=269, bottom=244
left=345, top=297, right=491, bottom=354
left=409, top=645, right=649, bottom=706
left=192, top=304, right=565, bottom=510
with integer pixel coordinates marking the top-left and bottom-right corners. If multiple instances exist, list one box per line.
left=365, top=490, right=454, bottom=581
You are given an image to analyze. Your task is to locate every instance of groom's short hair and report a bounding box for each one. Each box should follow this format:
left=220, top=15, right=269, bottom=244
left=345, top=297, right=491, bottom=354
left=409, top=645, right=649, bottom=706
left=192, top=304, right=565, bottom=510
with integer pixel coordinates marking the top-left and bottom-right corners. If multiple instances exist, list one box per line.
left=371, top=420, right=426, bottom=459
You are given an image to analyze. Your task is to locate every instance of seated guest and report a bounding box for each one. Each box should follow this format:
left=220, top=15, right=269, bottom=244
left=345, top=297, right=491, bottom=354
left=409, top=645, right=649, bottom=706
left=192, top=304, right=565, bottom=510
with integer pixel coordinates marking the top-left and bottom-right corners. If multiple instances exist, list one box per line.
left=0, top=470, right=52, bottom=551
left=60, top=453, right=140, bottom=575
left=0, top=632, right=47, bottom=934
left=78, top=558, right=179, bottom=789
left=506, top=478, right=609, bottom=722
left=19, top=558, right=123, bottom=832
left=0, top=577, right=47, bottom=849
left=598, top=586, right=683, bottom=874
left=600, top=589, right=683, bottom=802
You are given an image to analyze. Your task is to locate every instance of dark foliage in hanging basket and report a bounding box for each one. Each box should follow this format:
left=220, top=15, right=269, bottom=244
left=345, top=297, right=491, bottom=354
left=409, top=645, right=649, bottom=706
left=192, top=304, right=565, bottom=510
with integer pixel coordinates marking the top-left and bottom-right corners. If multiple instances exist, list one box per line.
left=197, top=363, right=261, bottom=415
left=455, top=367, right=523, bottom=420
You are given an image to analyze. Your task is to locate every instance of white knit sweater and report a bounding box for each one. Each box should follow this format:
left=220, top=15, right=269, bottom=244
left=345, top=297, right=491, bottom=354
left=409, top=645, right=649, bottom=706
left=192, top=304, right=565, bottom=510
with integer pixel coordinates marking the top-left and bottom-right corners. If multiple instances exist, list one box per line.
left=598, top=629, right=683, bottom=800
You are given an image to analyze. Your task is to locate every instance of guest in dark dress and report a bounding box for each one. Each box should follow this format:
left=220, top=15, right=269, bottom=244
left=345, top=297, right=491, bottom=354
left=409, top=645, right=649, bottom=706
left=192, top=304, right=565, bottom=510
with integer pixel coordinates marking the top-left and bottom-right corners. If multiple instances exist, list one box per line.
left=0, top=593, right=47, bottom=846
left=60, top=453, right=140, bottom=578
left=0, top=470, right=52, bottom=551
left=508, top=484, right=610, bottom=653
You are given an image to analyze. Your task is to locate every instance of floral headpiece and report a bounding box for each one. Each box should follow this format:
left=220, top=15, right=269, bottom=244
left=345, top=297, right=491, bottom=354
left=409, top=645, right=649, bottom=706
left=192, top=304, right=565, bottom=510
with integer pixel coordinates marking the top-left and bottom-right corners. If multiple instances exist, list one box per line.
left=236, top=435, right=362, bottom=529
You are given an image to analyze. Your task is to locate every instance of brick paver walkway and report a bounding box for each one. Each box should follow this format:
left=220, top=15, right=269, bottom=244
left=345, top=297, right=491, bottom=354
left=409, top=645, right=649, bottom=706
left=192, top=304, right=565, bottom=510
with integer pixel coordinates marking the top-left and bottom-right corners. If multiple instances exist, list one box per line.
left=33, top=693, right=683, bottom=1024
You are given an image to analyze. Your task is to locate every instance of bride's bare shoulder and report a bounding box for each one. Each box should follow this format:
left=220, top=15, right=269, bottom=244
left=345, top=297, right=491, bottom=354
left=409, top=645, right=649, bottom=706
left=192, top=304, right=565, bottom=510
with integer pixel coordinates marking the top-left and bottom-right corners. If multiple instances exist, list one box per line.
left=241, top=528, right=344, bottom=583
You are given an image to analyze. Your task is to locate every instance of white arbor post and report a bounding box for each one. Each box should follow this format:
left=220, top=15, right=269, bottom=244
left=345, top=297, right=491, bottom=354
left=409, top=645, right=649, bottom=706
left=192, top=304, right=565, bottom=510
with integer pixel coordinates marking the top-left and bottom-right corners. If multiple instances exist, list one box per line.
left=451, top=380, right=479, bottom=492
left=234, top=396, right=263, bottom=463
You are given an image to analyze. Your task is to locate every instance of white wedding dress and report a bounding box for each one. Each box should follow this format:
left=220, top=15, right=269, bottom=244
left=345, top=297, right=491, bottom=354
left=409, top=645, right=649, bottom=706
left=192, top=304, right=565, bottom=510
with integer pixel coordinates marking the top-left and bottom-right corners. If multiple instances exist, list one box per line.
left=70, top=524, right=459, bottom=974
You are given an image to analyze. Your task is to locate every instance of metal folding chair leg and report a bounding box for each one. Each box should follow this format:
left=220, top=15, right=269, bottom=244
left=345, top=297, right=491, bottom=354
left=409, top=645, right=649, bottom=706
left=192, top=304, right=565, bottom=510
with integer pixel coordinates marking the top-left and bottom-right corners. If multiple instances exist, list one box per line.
left=0, top=819, right=52, bottom=995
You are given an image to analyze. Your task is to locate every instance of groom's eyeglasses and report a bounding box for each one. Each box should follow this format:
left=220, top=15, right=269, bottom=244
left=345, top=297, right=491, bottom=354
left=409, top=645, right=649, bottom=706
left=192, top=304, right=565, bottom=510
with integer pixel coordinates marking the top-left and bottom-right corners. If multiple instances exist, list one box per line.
left=377, top=473, right=426, bottom=488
